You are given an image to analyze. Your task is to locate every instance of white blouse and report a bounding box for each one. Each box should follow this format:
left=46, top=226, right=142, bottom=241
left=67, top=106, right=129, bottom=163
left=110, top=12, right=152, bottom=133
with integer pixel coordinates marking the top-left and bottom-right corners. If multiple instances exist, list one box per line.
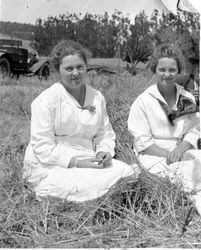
left=128, top=83, right=200, bottom=153
left=24, top=82, right=116, bottom=168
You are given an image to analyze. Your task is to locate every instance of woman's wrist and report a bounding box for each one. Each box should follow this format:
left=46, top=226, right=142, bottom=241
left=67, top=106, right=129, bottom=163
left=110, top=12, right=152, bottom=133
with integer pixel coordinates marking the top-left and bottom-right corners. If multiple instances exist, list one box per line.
left=68, top=157, right=78, bottom=168
left=178, top=141, right=193, bottom=153
left=161, top=149, right=169, bottom=157
left=142, top=145, right=169, bottom=158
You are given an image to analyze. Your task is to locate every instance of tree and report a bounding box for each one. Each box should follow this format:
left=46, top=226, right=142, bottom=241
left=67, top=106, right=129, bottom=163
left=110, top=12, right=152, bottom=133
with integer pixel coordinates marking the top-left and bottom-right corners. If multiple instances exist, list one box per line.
left=34, top=18, right=53, bottom=55
left=75, top=13, right=101, bottom=57
left=124, top=11, right=153, bottom=74
left=150, top=11, right=200, bottom=67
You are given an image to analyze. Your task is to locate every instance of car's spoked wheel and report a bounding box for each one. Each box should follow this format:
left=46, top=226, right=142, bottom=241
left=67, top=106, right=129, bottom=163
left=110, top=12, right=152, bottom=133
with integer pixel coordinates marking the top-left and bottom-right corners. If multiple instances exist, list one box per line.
left=0, top=58, right=11, bottom=77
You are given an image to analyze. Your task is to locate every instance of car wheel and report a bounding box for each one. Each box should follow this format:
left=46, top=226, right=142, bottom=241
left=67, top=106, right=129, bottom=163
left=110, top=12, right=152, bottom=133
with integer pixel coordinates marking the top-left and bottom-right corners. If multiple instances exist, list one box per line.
left=38, top=63, right=50, bottom=80
left=0, top=58, right=11, bottom=77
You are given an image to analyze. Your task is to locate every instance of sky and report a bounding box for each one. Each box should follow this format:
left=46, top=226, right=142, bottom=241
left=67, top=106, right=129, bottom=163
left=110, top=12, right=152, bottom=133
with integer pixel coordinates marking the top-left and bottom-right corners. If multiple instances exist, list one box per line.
left=0, top=0, right=200, bottom=25
left=0, top=0, right=170, bottom=25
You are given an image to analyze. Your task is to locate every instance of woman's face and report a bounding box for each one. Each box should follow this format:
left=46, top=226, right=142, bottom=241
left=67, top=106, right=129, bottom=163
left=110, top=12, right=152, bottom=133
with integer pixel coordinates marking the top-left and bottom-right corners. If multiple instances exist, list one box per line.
left=59, top=54, right=87, bottom=90
left=156, top=57, right=179, bottom=88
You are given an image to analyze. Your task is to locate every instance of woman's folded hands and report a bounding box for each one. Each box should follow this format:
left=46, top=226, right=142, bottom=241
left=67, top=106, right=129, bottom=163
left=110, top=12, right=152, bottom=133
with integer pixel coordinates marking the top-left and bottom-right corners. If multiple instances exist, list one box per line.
left=68, top=152, right=112, bottom=168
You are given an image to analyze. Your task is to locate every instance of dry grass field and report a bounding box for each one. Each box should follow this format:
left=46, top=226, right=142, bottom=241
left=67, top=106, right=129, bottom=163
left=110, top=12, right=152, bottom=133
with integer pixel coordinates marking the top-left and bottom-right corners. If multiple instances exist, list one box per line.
left=0, top=72, right=201, bottom=248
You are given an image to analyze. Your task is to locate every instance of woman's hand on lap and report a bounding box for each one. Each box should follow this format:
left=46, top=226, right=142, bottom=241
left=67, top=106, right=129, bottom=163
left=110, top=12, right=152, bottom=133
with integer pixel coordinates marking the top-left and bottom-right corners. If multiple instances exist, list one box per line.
left=76, top=157, right=102, bottom=168
left=166, top=148, right=183, bottom=165
left=166, top=141, right=192, bottom=165
left=69, top=156, right=110, bottom=168
left=96, top=152, right=112, bottom=168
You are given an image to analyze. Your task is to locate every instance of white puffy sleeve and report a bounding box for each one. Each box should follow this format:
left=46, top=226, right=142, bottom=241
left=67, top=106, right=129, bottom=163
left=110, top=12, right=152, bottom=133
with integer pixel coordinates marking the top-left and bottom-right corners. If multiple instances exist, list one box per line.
left=30, top=97, right=78, bottom=168
left=128, top=96, right=154, bottom=153
left=93, top=95, right=116, bottom=157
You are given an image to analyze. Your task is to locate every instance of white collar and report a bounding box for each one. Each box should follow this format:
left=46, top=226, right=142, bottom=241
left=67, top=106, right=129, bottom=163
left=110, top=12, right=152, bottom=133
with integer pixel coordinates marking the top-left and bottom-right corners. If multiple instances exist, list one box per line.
left=145, top=83, right=196, bottom=107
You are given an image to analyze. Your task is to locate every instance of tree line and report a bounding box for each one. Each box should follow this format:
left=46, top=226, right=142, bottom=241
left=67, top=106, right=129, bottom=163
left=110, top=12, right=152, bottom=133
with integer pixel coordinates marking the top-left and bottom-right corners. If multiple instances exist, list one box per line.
left=0, top=10, right=200, bottom=72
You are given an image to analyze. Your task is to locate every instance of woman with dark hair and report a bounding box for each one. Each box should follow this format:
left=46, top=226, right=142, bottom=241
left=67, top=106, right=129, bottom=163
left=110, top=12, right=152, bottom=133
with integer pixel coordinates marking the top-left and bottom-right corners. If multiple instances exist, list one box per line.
left=128, top=43, right=201, bottom=214
left=23, top=40, right=135, bottom=202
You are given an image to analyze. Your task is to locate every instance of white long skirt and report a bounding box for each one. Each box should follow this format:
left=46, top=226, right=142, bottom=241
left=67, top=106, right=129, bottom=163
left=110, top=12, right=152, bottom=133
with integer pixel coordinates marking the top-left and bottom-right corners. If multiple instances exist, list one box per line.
left=24, top=159, right=136, bottom=202
left=139, top=150, right=201, bottom=191
left=139, top=149, right=201, bottom=214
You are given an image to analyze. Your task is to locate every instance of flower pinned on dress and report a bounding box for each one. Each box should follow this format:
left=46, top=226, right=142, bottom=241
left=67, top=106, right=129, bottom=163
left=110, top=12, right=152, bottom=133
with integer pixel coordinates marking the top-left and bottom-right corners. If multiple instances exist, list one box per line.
left=79, top=105, right=96, bottom=113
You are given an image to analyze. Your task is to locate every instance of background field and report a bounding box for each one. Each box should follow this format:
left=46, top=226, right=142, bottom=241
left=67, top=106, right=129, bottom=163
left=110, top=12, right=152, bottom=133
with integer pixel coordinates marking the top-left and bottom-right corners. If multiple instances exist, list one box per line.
left=0, top=71, right=201, bottom=248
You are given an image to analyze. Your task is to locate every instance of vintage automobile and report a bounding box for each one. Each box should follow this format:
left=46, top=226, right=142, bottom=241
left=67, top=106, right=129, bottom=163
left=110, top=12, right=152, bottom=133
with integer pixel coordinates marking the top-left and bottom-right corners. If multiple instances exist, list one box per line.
left=87, top=58, right=129, bottom=75
left=87, top=58, right=149, bottom=76
left=0, top=39, right=51, bottom=79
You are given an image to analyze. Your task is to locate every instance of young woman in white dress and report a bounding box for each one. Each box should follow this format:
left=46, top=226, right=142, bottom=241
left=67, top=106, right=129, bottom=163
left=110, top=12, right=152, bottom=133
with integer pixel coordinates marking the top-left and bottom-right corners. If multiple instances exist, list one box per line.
left=23, top=40, right=135, bottom=202
left=128, top=43, right=201, bottom=214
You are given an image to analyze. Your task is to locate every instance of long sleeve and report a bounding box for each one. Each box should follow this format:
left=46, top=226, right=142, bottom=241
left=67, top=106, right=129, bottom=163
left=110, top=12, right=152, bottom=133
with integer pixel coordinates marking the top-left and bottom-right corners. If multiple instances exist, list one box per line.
left=93, top=95, right=116, bottom=157
left=128, top=97, right=154, bottom=153
left=30, top=97, right=79, bottom=168
left=182, top=113, right=200, bottom=148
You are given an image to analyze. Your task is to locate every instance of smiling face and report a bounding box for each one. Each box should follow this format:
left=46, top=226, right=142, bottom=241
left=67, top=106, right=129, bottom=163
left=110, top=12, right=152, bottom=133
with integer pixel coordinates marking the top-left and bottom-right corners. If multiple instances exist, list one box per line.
left=156, top=57, right=179, bottom=88
left=59, top=54, right=87, bottom=91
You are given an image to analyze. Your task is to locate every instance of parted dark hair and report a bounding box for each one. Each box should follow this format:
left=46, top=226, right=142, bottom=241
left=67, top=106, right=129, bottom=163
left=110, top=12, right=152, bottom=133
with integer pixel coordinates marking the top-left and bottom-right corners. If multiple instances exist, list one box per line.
left=149, top=43, right=185, bottom=74
left=51, top=40, right=91, bottom=72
